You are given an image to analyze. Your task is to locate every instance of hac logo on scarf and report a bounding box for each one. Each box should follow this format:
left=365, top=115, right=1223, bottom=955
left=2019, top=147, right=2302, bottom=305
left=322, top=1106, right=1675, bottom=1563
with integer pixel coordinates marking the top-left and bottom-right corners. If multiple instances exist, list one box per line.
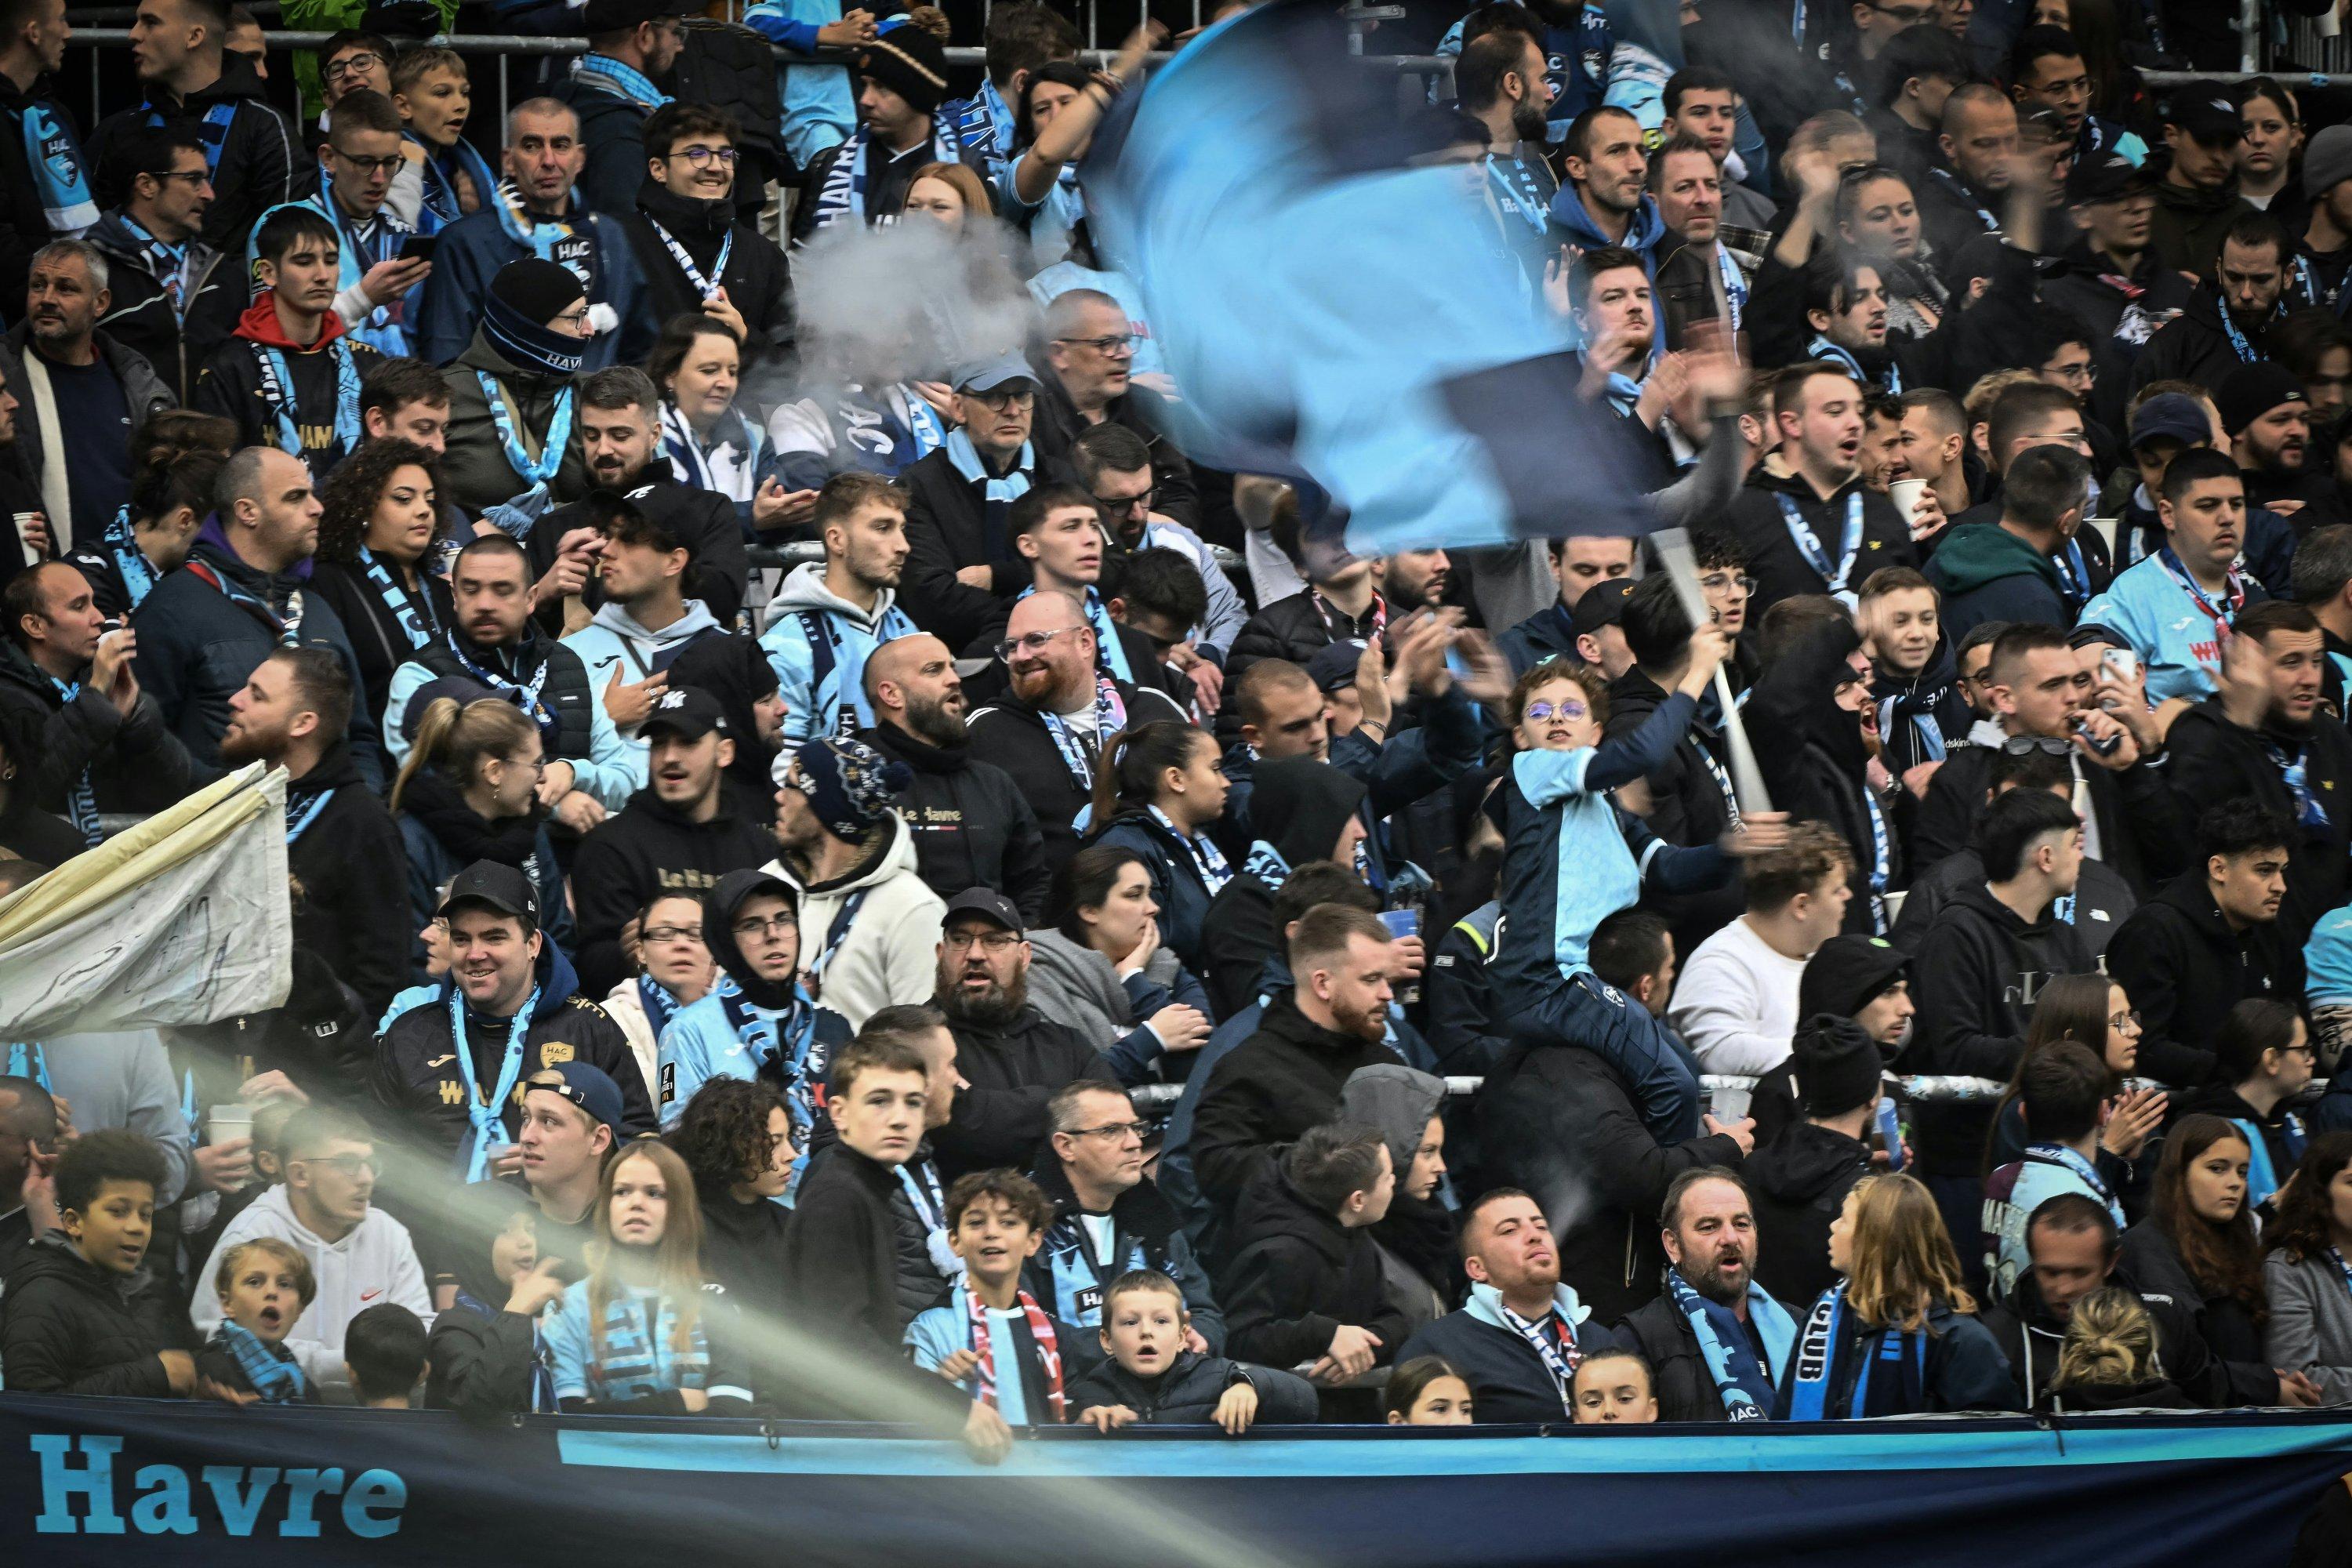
left=31, top=1435, right=408, bottom=1537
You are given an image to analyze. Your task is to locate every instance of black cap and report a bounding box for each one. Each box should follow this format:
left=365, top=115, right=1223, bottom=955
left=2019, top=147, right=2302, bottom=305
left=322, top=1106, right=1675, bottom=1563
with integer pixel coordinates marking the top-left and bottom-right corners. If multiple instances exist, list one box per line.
left=1796, top=935, right=1909, bottom=1022
left=1571, top=578, right=1636, bottom=640
left=439, top=860, right=541, bottom=927
left=2164, top=82, right=2244, bottom=148
left=1794, top=1014, right=1885, bottom=1117
left=579, top=0, right=698, bottom=34
left=1305, top=640, right=1363, bottom=695
left=587, top=482, right=700, bottom=558
left=641, top=685, right=728, bottom=742
left=2067, top=149, right=2151, bottom=205
left=942, top=887, right=1024, bottom=935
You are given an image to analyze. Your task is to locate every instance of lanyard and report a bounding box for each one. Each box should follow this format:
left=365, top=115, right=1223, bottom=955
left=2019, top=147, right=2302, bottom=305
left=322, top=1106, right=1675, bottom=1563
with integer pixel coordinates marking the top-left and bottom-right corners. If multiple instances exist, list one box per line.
left=1693, top=731, right=1742, bottom=828
left=2265, top=738, right=2332, bottom=829
left=1776, top=490, right=1864, bottom=598
left=812, top=888, right=869, bottom=981
left=2051, top=537, right=2090, bottom=608
left=2024, top=1143, right=2124, bottom=1227
left=285, top=786, right=335, bottom=845
left=1496, top=1300, right=1578, bottom=1412
left=44, top=673, right=99, bottom=844
left=1313, top=590, right=1385, bottom=644
left=359, top=545, right=439, bottom=650
left=1715, top=244, right=1748, bottom=330
left=184, top=559, right=301, bottom=646
left=476, top=373, right=574, bottom=488
left=1040, top=708, right=1096, bottom=796
left=647, top=218, right=731, bottom=301
left=2328, top=1247, right=2352, bottom=1307
left=2155, top=546, right=2246, bottom=640
left=448, top=983, right=540, bottom=1182
left=1149, top=804, right=1233, bottom=894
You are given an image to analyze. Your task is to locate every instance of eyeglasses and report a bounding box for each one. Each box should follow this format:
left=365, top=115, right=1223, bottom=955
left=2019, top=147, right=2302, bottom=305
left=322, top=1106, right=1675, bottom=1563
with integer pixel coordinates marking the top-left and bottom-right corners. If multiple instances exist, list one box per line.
left=967, top=387, right=1036, bottom=410
left=946, top=929, right=1022, bottom=953
left=154, top=168, right=212, bottom=187
left=331, top=149, right=405, bottom=176
left=2109, top=1010, right=2143, bottom=1031
left=2000, top=736, right=2074, bottom=757
left=1093, top=486, right=1157, bottom=516
left=323, top=51, right=383, bottom=78
left=1066, top=1120, right=1146, bottom=1143
left=1697, top=571, right=1755, bottom=595
left=993, top=625, right=1084, bottom=661
left=667, top=144, right=739, bottom=166
left=643, top=925, right=704, bottom=945
left=731, top=916, right=799, bottom=939
left=503, top=753, right=550, bottom=772
left=295, top=1153, right=379, bottom=1177
left=1523, top=699, right=1588, bottom=723
left=552, top=307, right=592, bottom=333
left=1870, top=0, right=1936, bottom=20
left=1054, top=332, right=1137, bottom=358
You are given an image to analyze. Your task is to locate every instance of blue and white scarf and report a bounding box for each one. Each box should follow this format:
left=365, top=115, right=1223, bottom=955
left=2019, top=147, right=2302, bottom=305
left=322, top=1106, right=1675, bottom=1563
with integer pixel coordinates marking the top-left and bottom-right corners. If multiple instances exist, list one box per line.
left=1149, top=804, right=1233, bottom=895
left=1808, top=335, right=1898, bottom=395
left=1783, top=1283, right=1927, bottom=1421
left=43, top=673, right=99, bottom=845
left=252, top=325, right=363, bottom=472
left=637, top=975, right=687, bottom=1042
left=648, top=216, right=731, bottom=301
left=1494, top=1297, right=1581, bottom=1413
left=444, top=630, right=559, bottom=746
left=15, top=100, right=94, bottom=234
left=210, top=1320, right=308, bottom=1403
left=1241, top=839, right=1290, bottom=889
left=944, top=428, right=1032, bottom=564
left=807, top=121, right=960, bottom=234
left=573, top=53, right=672, bottom=110
left=406, top=130, right=501, bottom=234
left=359, top=545, right=439, bottom=650
left=448, top=982, right=541, bottom=1183
left=101, top=505, right=157, bottom=610
left=1664, top=1266, right=1796, bottom=1421
left=113, top=212, right=191, bottom=314
left=149, top=99, right=236, bottom=183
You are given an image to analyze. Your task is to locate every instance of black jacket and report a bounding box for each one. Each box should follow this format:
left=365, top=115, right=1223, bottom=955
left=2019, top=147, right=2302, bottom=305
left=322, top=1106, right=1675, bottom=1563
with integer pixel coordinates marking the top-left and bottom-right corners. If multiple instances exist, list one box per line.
left=1725, top=464, right=1915, bottom=623
left=1900, top=881, right=2101, bottom=1175
left=87, top=209, right=241, bottom=404
left=285, top=744, right=411, bottom=1027
left=424, top=1301, right=545, bottom=1418
left=2145, top=176, right=2252, bottom=285
left=1474, top=1040, right=1748, bottom=1325
left=1746, top=617, right=1898, bottom=931
left=1978, top=1258, right=2247, bottom=1410
left=1617, top=1287, right=1795, bottom=1423
left=1396, top=1298, right=1617, bottom=1425
left=1065, top=1348, right=1318, bottom=1425
left=931, top=1004, right=1116, bottom=1183
left=897, top=441, right=1036, bottom=649
left=1219, top=1169, right=1411, bottom=1371
left=531, top=476, right=747, bottom=631
left=2163, top=699, right=2352, bottom=939
left=1227, top=589, right=1388, bottom=685
left=2038, top=237, right=2195, bottom=431
left=0, top=1233, right=176, bottom=1397
left=1197, top=757, right=1369, bottom=1021
left=777, top=1141, right=917, bottom=1394
left=89, top=52, right=310, bottom=250
left=1746, top=1121, right=1871, bottom=1310
left=307, top=558, right=456, bottom=735
left=2127, top=281, right=2275, bottom=400
left=697, top=1180, right=792, bottom=1349
left=2115, top=1218, right=2280, bottom=1406
left=1031, top=372, right=1198, bottom=529
left=862, top=720, right=1050, bottom=921
left=1911, top=737, right=2184, bottom=898
left=1190, top=990, right=1399, bottom=1215
left=2109, top=873, right=2294, bottom=1087
left=1893, top=847, right=2139, bottom=962
left=568, top=788, right=779, bottom=999
left=191, top=315, right=385, bottom=480
left=617, top=180, right=795, bottom=373
left=963, top=680, right=1187, bottom=871
left=0, top=636, right=201, bottom=822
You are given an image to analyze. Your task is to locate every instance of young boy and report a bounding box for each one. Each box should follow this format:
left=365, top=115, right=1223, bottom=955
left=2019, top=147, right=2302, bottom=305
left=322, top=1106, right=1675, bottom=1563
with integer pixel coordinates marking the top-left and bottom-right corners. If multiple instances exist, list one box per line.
left=1069, top=1270, right=1316, bottom=1434
left=1572, top=1348, right=1660, bottom=1425
left=906, top=1171, right=1100, bottom=1457
left=1981, top=1041, right=2129, bottom=1297
left=1857, top=566, right=1969, bottom=778
left=0, top=1129, right=195, bottom=1398
left=195, top=1236, right=318, bottom=1403
left=1490, top=633, right=1785, bottom=1143
left=194, top=205, right=385, bottom=479
left=390, top=46, right=496, bottom=233
left=344, top=1302, right=430, bottom=1409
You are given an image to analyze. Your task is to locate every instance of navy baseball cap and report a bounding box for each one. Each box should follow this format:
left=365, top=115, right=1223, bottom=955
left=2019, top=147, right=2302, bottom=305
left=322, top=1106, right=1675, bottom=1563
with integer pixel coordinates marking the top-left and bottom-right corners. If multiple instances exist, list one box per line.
left=532, top=1062, right=626, bottom=1132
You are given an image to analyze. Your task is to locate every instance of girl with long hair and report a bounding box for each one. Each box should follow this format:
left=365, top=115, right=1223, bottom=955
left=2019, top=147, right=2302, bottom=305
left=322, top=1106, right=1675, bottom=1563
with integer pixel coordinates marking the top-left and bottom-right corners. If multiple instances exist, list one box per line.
left=2263, top=1132, right=2352, bottom=1404
left=1086, top=721, right=1232, bottom=973
left=63, top=409, right=235, bottom=618
left=545, top=1140, right=750, bottom=1414
left=2120, top=1114, right=2318, bottom=1406
left=1779, top=1174, right=2014, bottom=1417
left=1025, top=843, right=1215, bottom=1085
left=308, top=437, right=452, bottom=729
left=392, top=691, right=572, bottom=978
left=1986, top=973, right=2158, bottom=1189
left=1005, top=26, right=1160, bottom=276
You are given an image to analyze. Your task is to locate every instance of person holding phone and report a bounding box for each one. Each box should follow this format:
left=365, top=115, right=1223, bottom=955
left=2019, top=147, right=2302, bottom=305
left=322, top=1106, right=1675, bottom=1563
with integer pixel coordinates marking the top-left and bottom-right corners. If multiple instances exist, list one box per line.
left=292, top=87, right=431, bottom=356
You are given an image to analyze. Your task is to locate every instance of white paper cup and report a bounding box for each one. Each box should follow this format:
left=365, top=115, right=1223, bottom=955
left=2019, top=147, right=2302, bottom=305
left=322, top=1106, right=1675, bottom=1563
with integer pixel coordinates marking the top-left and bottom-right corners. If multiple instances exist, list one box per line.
left=1888, top=478, right=1927, bottom=529
left=205, top=1103, right=253, bottom=1149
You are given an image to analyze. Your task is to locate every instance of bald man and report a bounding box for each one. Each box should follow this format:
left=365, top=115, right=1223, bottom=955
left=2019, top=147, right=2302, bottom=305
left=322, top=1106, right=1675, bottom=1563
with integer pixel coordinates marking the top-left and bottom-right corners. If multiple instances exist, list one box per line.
left=862, top=632, right=1052, bottom=919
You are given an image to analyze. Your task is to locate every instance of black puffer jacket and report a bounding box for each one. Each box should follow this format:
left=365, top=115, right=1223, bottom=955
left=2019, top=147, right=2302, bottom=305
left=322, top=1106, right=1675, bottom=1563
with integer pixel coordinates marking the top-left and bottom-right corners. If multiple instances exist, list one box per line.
left=862, top=720, right=1051, bottom=921
left=1066, top=1348, right=1319, bottom=1425
left=1219, top=1169, right=1411, bottom=1371
left=1227, top=589, right=1385, bottom=684
left=0, top=637, right=202, bottom=820
left=0, top=1234, right=176, bottom=1397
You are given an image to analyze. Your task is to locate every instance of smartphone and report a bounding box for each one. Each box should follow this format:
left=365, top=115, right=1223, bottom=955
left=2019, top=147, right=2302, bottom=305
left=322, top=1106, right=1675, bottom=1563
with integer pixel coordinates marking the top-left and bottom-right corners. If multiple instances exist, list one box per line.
left=2101, top=646, right=2140, bottom=684
left=397, top=234, right=439, bottom=263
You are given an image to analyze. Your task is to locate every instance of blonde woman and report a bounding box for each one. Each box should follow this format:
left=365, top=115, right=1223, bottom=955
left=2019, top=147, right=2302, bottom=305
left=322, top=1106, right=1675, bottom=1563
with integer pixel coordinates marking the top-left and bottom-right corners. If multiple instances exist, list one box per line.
left=1780, top=1173, right=2016, bottom=1417
left=2038, top=1287, right=2196, bottom=1413
left=543, top=1141, right=750, bottom=1414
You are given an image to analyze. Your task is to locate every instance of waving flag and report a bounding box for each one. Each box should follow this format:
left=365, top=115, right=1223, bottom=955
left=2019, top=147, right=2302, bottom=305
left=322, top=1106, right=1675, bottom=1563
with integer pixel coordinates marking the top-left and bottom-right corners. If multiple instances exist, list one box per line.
left=1083, top=0, right=1660, bottom=555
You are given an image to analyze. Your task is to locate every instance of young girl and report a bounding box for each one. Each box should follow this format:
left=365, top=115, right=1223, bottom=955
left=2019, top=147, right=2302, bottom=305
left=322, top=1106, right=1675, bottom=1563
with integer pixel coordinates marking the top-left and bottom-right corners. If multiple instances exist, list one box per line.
left=1571, top=1349, right=1660, bottom=1425
left=1383, top=1355, right=1475, bottom=1425
left=2120, top=1116, right=2313, bottom=1408
left=196, top=1236, right=318, bottom=1403
left=2263, top=1131, right=2352, bottom=1405
left=1986, top=973, right=2160, bottom=1178
left=545, top=1142, right=751, bottom=1414
left=1780, top=1174, right=2015, bottom=1417
left=2039, top=1287, right=2196, bottom=1412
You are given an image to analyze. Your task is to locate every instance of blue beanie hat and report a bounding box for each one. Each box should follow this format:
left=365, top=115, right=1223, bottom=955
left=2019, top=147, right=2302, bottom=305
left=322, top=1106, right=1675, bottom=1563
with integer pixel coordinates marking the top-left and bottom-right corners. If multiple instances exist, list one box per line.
left=782, top=736, right=912, bottom=842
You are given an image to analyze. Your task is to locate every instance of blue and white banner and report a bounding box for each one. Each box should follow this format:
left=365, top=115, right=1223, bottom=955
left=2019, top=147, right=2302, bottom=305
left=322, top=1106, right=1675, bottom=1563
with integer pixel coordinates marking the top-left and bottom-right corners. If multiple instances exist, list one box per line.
left=9, top=1394, right=2352, bottom=1564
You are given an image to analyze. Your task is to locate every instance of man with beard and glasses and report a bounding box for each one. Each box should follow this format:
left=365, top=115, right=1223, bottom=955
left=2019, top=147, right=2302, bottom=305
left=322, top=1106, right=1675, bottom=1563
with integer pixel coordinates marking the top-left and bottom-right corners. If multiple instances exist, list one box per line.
left=568, top=687, right=778, bottom=999
left=861, top=632, right=1049, bottom=920
left=1615, top=1169, right=1798, bottom=1423
left=925, top=887, right=1113, bottom=1184
left=760, top=470, right=916, bottom=746
left=764, top=732, right=941, bottom=1029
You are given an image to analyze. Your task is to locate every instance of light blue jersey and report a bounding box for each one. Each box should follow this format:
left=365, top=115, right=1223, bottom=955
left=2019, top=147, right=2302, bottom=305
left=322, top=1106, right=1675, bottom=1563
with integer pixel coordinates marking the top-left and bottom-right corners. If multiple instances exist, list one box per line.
left=2078, top=553, right=2260, bottom=705
left=2309, top=905, right=2352, bottom=1005
left=905, top=1287, right=1036, bottom=1425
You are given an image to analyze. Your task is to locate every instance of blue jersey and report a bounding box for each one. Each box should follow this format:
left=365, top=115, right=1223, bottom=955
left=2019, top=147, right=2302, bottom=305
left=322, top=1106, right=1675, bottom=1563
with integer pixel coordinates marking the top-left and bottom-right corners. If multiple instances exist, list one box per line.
left=546, top=1280, right=739, bottom=1405
left=2309, top=905, right=2352, bottom=1004
left=2078, top=553, right=2266, bottom=705
left=656, top=979, right=848, bottom=1150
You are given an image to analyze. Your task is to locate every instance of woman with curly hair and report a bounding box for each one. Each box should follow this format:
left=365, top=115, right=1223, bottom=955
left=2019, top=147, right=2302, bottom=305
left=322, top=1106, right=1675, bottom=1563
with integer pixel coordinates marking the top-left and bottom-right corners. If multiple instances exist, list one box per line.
left=670, top=1075, right=795, bottom=1326
left=305, top=436, right=451, bottom=731
left=2263, top=1131, right=2352, bottom=1405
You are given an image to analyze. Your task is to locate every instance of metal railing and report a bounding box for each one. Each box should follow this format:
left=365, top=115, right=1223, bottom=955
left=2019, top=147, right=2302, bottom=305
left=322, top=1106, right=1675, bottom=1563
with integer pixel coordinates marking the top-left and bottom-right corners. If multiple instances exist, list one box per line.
left=1123, top=1071, right=2111, bottom=1111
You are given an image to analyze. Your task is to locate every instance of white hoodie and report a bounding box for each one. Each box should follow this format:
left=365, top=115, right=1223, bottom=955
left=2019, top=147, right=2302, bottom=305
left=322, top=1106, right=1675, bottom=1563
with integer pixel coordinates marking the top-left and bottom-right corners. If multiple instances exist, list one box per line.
left=189, top=1184, right=432, bottom=1399
left=762, top=811, right=946, bottom=1029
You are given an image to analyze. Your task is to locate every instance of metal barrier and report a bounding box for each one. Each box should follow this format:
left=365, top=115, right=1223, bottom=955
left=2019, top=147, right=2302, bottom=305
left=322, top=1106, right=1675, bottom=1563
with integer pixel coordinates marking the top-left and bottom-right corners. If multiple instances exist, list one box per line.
left=1124, top=1072, right=2077, bottom=1110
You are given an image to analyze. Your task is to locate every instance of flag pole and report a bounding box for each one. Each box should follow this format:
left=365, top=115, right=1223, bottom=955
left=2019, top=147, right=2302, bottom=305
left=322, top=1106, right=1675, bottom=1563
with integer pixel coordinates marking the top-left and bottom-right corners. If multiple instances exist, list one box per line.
left=1650, top=527, right=1772, bottom=815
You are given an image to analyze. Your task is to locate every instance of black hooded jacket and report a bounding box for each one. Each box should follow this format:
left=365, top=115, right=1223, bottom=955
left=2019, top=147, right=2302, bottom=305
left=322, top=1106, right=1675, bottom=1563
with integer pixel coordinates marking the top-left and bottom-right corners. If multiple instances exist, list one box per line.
left=1198, top=757, right=1369, bottom=1021
left=285, top=743, right=411, bottom=1026
left=664, top=631, right=779, bottom=812
left=930, top=1004, right=1116, bottom=1184
left=0, top=1234, right=176, bottom=1397
left=2127, top=281, right=2276, bottom=399
left=1746, top=1121, right=1871, bottom=1309
left=1748, top=617, right=1896, bottom=933
left=2108, top=873, right=2295, bottom=1088
left=618, top=179, right=796, bottom=372
left=568, top=786, right=779, bottom=999
left=862, top=719, right=1051, bottom=921
left=1871, top=641, right=1969, bottom=778
left=1723, top=465, right=1915, bottom=622
left=1219, top=1169, right=1411, bottom=1371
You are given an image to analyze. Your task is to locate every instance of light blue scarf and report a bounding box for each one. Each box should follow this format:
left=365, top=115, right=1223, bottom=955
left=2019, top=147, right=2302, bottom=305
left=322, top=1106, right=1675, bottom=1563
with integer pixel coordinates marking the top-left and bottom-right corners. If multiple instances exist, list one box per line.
left=17, top=100, right=94, bottom=233
left=1664, top=1265, right=1796, bottom=1422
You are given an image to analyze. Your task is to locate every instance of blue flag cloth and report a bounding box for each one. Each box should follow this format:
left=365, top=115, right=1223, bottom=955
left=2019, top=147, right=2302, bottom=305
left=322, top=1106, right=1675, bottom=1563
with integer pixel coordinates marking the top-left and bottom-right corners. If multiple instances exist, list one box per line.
left=1081, top=0, right=1657, bottom=557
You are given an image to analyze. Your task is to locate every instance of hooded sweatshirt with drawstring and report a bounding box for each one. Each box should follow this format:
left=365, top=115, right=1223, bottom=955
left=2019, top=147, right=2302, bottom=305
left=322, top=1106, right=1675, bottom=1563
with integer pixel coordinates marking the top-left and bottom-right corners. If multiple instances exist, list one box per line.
left=560, top=596, right=725, bottom=789
left=760, top=561, right=920, bottom=746
left=192, top=292, right=385, bottom=477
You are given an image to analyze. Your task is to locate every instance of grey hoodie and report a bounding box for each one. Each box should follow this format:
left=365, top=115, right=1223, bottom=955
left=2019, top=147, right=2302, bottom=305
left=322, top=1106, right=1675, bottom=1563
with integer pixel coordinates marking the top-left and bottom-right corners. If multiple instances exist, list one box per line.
left=1023, top=928, right=1182, bottom=1054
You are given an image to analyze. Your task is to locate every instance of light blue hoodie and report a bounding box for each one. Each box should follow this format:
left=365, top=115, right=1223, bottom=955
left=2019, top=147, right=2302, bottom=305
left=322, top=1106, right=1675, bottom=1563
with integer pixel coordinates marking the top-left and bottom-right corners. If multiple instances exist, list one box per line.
left=757, top=561, right=918, bottom=746
left=560, top=598, right=725, bottom=793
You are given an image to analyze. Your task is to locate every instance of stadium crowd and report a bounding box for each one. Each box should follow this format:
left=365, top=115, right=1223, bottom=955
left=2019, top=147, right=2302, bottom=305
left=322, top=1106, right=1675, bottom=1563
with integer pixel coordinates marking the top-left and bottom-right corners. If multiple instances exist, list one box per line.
left=12, top=0, right=2352, bottom=1457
